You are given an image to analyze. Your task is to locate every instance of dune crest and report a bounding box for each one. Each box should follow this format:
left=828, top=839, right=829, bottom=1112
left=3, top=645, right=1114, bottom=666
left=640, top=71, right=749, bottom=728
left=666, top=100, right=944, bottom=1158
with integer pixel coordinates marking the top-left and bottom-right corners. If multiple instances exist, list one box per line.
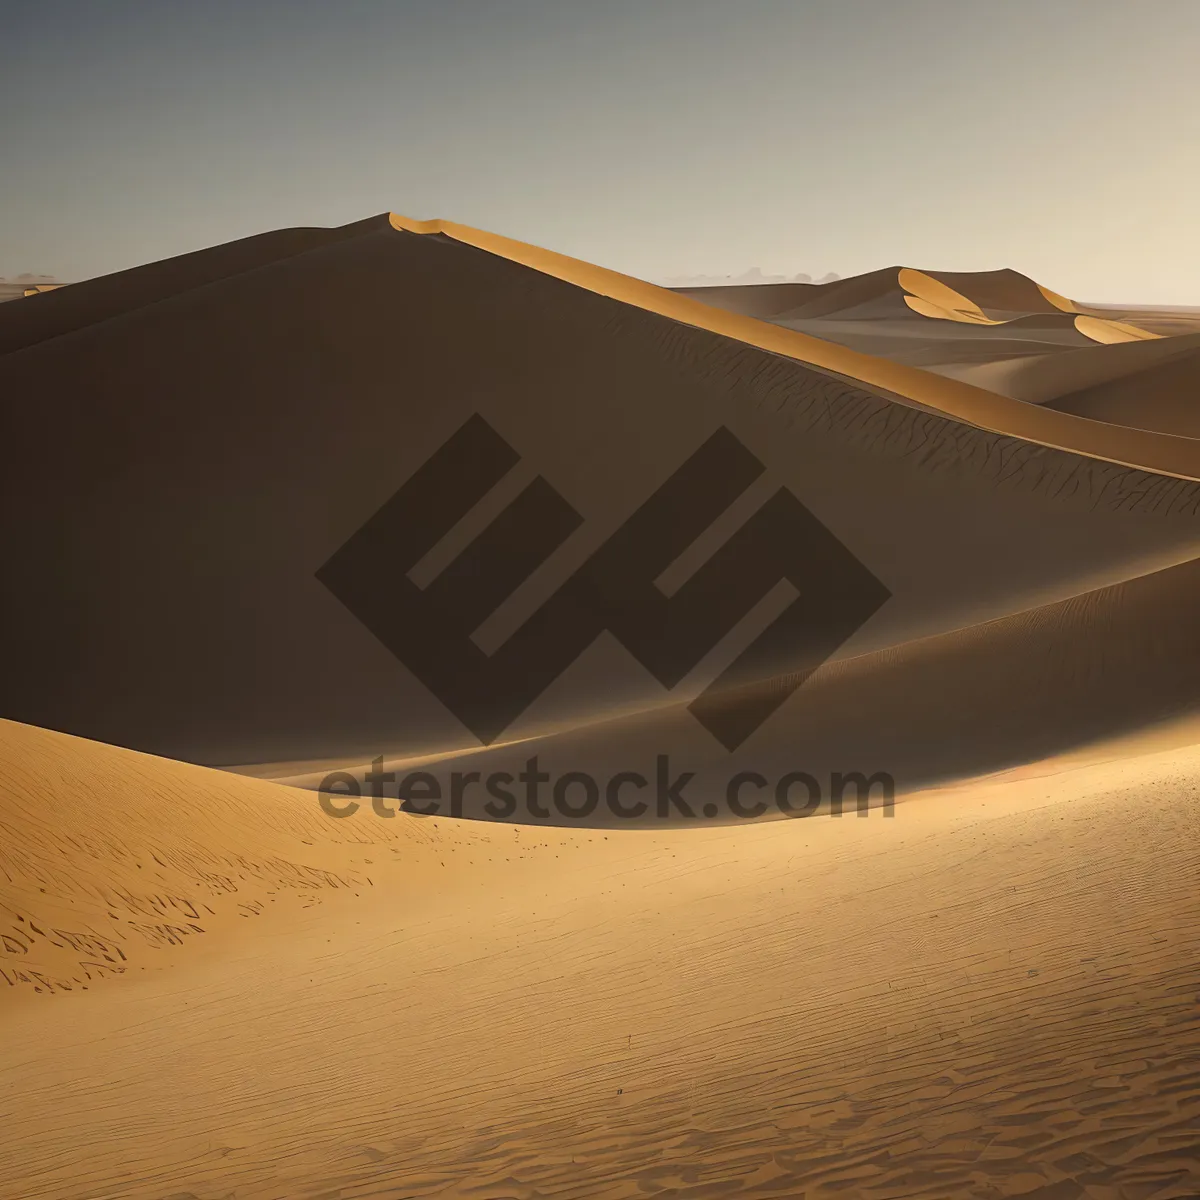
left=899, top=267, right=994, bottom=323
left=1074, top=312, right=1162, bottom=344
left=387, top=215, right=1200, bottom=478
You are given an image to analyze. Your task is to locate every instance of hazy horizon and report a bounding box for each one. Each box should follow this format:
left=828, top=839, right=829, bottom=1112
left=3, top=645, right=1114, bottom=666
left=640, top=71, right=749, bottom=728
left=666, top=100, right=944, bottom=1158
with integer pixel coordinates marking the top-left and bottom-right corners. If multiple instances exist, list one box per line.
left=4, top=0, right=1200, bottom=305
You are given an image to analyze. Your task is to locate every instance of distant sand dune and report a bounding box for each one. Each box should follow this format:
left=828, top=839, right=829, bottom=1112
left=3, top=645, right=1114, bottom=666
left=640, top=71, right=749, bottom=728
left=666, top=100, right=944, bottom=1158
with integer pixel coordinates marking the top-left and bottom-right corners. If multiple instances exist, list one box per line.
left=921, top=267, right=1079, bottom=317
left=1048, top=344, right=1200, bottom=439
left=1083, top=303, right=1200, bottom=338
left=1074, top=312, right=1162, bottom=345
left=678, top=263, right=1183, bottom=400
left=899, top=267, right=994, bottom=324
left=676, top=265, right=1081, bottom=327
left=932, top=330, right=1200, bottom=404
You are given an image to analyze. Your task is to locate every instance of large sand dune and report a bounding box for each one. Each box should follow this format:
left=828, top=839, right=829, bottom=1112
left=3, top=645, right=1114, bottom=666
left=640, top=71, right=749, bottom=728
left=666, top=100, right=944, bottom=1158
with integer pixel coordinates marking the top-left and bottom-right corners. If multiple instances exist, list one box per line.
left=3, top=215, right=1199, bottom=773
left=2, top=718, right=1197, bottom=1197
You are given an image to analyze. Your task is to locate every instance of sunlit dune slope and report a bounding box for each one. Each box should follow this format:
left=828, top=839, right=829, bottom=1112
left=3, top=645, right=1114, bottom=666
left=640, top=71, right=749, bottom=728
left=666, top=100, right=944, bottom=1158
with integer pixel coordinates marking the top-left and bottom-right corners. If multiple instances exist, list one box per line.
left=918, top=267, right=1079, bottom=317
left=2, top=214, right=1198, bottom=770
left=0, top=718, right=364, bottom=998
left=900, top=278, right=1158, bottom=346
left=1, top=717, right=1198, bottom=1198
left=0, top=718, right=529, bottom=1002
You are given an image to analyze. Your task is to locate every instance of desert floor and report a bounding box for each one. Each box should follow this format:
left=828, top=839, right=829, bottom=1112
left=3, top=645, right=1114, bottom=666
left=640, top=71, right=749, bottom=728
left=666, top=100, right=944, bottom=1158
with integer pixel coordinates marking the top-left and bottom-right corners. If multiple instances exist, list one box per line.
left=2, top=717, right=1197, bottom=1199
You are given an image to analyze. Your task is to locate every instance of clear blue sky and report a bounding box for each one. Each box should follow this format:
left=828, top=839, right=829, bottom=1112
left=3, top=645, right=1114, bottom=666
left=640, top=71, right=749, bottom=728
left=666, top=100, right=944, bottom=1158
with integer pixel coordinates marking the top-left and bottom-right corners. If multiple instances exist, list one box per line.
left=4, top=0, right=1199, bottom=303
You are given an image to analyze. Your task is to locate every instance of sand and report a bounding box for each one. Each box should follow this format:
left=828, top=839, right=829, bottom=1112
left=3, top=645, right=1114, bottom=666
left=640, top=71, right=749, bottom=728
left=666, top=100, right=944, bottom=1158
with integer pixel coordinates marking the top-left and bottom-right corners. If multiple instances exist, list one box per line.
left=1047, top=344, right=1200, bottom=439
left=388, top=217, right=1200, bottom=477
left=2, top=215, right=1197, bottom=1198
left=3, top=215, right=1199, bottom=771
left=676, top=266, right=1200, bottom=405
left=1, top=717, right=1197, bottom=1198
left=930, top=332, right=1200, bottom=404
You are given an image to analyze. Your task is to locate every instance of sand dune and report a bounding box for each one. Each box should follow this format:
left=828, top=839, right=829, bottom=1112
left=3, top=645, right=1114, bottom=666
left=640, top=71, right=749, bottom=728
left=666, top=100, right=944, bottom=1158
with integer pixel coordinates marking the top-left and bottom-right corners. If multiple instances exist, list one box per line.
left=918, top=267, right=1079, bottom=318
left=424, top=225, right=1200, bottom=449
left=1082, top=303, right=1200, bottom=338
left=7, top=218, right=1196, bottom=477
left=900, top=268, right=1000, bottom=324
left=672, top=264, right=1200, bottom=449
left=1073, top=313, right=1162, bottom=345
left=670, top=277, right=826, bottom=319
left=3, top=214, right=1199, bottom=772
left=679, top=263, right=1159, bottom=347
left=0, top=214, right=391, bottom=356
left=2, top=718, right=1198, bottom=1198
left=0, top=718, right=549, bottom=1002
left=674, top=268, right=893, bottom=321
left=0, top=278, right=66, bottom=305
left=258, top=548, right=1200, bottom=817
left=677, top=265, right=1078, bottom=328
left=1047, top=343, right=1200, bottom=439
left=932, top=330, right=1200, bottom=404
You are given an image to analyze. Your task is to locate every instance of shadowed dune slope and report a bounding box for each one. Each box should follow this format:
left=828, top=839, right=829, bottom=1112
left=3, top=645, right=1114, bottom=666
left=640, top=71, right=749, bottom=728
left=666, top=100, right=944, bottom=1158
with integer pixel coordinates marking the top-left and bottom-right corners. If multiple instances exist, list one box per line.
left=2, top=214, right=1199, bottom=770
left=0, top=214, right=392, bottom=356
left=269, top=551, right=1200, bottom=817
left=1046, top=344, right=1200, bottom=439
left=2, top=717, right=1198, bottom=1197
left=680, top=550, right=1200, bottom=791
left=936, top=330, right=1200, bottom=404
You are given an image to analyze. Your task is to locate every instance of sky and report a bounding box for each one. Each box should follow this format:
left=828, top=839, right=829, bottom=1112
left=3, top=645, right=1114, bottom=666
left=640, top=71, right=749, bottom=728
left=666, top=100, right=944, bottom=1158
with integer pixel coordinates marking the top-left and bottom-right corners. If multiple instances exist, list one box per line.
left=3, top=0, right=1200, bottom=304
